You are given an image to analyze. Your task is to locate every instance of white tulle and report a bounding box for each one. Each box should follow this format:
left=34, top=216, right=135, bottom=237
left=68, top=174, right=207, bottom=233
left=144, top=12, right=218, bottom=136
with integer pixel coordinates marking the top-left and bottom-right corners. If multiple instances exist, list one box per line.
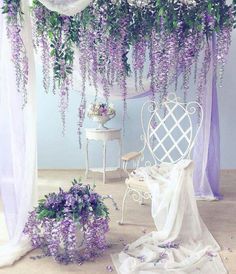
left=38, top=0, right=92, bottom=15
left=112, top=160, right=227, bottom=273
left=0, top=1, right=37, bottom=267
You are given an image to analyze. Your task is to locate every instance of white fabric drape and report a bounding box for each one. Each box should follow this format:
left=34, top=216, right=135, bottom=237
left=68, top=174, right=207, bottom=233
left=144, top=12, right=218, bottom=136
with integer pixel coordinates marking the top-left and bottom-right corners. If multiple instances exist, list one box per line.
left=38, top=0, right=93, bottom=15
left=112, top=161, right=226, bottom=273
left=0, top=0, right=37, bottom=267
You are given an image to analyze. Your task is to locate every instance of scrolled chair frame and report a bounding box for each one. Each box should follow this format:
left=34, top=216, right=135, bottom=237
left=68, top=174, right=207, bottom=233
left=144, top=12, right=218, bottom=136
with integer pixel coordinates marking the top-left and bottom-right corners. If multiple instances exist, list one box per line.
left=119, top=92, right=203, bottom=225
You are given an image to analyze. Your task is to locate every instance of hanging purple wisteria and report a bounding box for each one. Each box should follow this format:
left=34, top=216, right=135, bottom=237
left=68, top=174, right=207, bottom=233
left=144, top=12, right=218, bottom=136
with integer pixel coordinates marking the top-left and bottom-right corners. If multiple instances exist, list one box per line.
left=3, top=0, right=235, bottom=143
left=2, top=0, right=29, bottom=106
left=23, top=180, right=111, bottom=264
left=30, top=0, right=234, bottom=142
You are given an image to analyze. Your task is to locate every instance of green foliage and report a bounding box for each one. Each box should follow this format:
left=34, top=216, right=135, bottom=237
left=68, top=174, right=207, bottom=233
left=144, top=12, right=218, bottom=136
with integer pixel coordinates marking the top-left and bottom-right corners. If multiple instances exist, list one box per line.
left=233, top=0, right=236, bottom=28
left=2, top=0, right=21, bottom=14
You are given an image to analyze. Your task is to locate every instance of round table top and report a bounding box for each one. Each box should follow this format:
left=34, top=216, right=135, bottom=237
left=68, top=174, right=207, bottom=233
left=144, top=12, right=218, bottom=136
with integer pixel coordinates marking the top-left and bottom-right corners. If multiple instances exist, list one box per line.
left=85, top=128, right=121, bottom=133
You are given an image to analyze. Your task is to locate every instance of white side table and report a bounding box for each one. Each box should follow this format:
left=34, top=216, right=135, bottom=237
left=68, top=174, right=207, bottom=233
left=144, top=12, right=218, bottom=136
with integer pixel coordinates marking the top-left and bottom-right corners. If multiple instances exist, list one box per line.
left=85, top=128, right=122, bottom=184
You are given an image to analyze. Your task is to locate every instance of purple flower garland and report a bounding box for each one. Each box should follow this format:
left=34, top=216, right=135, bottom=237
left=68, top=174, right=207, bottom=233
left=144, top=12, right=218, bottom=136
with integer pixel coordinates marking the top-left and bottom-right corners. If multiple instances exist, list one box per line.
left=217, top=26, right=232, bottom=86
left=132, top=38, right=146, bottom=92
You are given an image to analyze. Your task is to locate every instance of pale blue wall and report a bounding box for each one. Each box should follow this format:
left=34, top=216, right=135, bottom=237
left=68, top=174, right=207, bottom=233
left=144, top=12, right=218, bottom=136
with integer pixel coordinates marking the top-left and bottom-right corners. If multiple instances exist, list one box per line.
left=37, top=77, right=148, bottom=169
left=217, top=30, right=236, bottom=169
left=37, top=31, right=236, bottom=169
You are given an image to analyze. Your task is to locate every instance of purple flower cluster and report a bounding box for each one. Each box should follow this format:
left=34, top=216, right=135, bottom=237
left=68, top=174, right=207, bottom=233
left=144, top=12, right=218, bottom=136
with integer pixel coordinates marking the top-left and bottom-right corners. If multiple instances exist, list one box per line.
left=87, top=102, right=115, bottom=118
left=32, top=5, right=51, bottom=93
left=3, top=0, right=29, bottom=106
left=23, top=180, right=110, bottom=264
left=132, top=38, right=147, bottom=92
left=217, top=27, right=232, bottom=86
left=197, top=41, right=211, bottom=108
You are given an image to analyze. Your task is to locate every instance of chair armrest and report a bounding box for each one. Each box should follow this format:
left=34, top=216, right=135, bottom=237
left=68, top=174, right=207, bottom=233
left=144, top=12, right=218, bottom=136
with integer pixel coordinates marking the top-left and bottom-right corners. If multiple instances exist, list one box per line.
left=122, top=151, right=142, bottom=162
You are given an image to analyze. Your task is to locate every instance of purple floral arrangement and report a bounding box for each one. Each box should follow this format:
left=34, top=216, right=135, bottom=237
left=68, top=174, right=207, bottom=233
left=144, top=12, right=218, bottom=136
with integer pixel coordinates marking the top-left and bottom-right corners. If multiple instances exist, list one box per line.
left=23, top=180, right=110, bottom=264
left=87, top=103, right=116, bottom=118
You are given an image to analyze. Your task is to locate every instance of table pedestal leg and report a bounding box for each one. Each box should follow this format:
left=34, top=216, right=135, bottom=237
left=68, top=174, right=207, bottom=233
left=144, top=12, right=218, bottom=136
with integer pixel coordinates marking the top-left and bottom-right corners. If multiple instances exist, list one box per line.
left=119, top=139, right=122, bottom=179
left=103, top=141, right=106, bottom=184
left=85, top=139, right=89, bottom=179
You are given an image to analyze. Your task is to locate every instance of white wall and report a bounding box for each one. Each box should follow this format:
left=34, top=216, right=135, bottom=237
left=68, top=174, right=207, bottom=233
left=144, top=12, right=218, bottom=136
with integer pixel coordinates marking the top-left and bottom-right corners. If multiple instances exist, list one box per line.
left=37, top=31, right=236, bottom=169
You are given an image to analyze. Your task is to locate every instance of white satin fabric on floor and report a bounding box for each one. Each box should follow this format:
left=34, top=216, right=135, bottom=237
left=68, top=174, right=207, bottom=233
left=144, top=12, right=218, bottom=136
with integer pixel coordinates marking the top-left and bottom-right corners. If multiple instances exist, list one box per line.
left=112, top=160, right=226, bottom=274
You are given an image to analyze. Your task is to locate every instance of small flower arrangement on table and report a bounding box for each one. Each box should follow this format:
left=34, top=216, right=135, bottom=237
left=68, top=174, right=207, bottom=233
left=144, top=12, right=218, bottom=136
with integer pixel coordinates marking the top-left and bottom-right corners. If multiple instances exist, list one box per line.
left=24, top=180, right=111, bottom=264
left=87, top=103, right=116, bottom=130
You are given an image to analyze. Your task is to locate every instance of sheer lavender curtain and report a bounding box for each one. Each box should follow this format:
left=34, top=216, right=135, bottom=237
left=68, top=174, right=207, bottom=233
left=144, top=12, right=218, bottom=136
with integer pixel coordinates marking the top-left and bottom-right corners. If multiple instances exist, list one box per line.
left=193, top=34, right=221, bottom=200
left=0, top=1, right=37, bottom=267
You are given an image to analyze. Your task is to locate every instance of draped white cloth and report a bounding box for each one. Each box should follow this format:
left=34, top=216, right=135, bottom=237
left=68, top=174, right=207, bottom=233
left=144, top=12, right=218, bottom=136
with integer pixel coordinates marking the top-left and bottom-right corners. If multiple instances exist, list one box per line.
left=38, top=0, right=93, bottom=15
left=112, top=160, right=226, bottom=273
left=0, top=1, right=37, bottom=267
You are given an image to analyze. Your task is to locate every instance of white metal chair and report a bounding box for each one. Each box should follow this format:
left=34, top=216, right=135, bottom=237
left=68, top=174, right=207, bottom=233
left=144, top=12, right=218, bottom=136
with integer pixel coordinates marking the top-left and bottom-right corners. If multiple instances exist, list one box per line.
left=119, top=93, right=203, bottom=224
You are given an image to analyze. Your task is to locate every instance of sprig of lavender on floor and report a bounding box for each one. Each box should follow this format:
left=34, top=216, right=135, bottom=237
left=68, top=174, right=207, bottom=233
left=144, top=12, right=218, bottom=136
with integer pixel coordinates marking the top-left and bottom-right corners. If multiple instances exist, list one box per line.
left=102, top=194, right=119, bottom=211
left=158, top=242, right=180, bottom=249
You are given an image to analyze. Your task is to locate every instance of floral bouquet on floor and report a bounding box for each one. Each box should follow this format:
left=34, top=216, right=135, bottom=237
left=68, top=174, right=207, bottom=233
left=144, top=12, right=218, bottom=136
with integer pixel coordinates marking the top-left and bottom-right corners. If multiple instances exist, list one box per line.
left=87, top=103, right=116, bottom=129
left=23, top=180, right=110, bottom=264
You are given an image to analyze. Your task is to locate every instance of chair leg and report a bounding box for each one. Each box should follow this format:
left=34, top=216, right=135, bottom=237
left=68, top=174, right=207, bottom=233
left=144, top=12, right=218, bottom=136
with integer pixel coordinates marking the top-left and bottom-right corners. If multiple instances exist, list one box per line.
left=139, top=195, right=144, bottom=205
left=118, top=187, right=130, bottom=225
left=123, top=161, right=129, bottom=177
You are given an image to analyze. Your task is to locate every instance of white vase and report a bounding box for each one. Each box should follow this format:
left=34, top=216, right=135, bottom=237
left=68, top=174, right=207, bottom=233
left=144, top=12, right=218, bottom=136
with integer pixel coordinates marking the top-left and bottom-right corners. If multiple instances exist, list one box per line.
left=91, top=113, right=116, bottom=129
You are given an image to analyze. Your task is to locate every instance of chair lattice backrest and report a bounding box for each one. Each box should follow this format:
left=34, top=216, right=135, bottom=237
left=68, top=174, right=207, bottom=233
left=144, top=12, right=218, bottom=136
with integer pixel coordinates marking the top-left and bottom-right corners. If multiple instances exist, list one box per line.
left=140, top=93, right=203, bottom=165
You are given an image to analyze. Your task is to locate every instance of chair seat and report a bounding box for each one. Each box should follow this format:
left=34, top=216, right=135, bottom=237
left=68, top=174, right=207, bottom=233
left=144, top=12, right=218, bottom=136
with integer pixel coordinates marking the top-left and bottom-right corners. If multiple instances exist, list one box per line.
left=125, top=177, right=149, bottom=193
left=125, top=163, right=174, bottom=193
left=122, top=151, right=141, bottom=161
